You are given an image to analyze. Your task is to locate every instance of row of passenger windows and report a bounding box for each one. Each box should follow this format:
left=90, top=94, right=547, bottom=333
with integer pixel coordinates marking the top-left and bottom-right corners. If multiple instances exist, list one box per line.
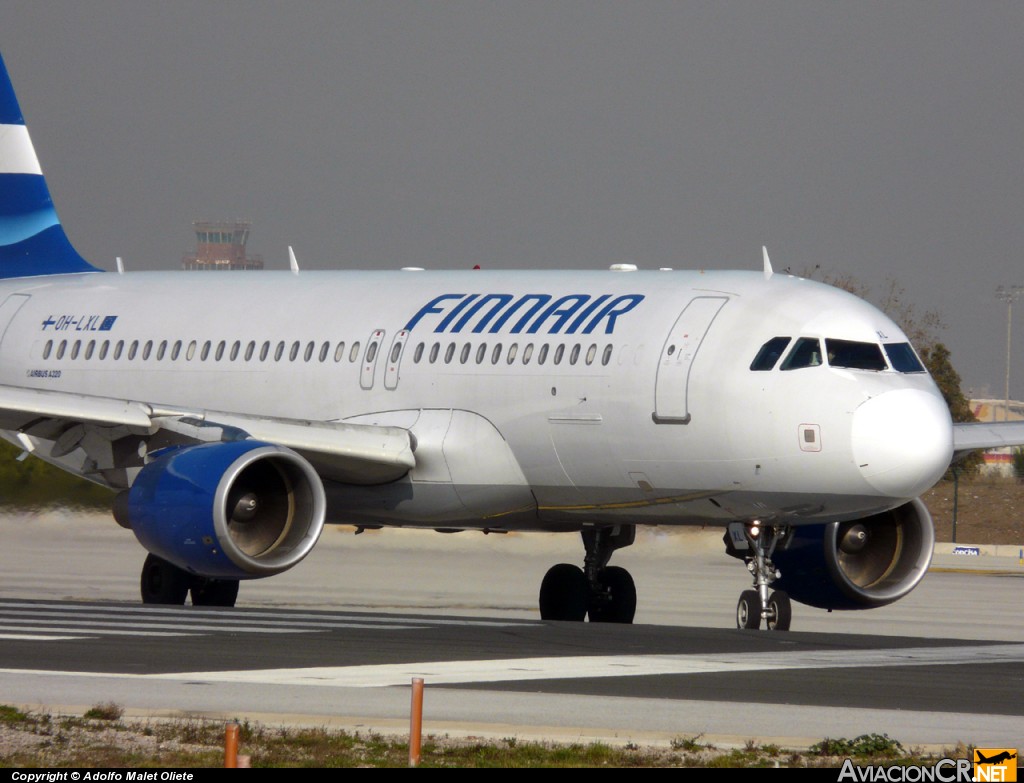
left=410, top=341, right=613, bottom=367
left=41, top=337, right=616, bottom=370
left=42, top=338, right=364, bottom=364
left=750, top=336, right=925, bottom=373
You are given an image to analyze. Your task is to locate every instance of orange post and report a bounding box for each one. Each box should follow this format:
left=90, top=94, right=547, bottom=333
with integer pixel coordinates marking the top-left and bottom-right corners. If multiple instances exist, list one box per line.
left=224, top=722, right=239, bottom=768
left=409, top=677, right=424, bottom=767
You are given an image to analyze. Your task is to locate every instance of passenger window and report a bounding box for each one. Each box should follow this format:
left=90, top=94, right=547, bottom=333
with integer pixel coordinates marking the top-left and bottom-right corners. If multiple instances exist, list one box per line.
left=460, top=343, right=471, bottom=364
left=171, top=341, right=181, bottom=361
left=884, top=343, right=925, bottom=373
left=391, top=342, right=402, bottom=363
left=750, top=336, right=791, bottom=371
left=114, top=340, right=124, bottom=360
left=780, top=337, right=822, bottom=370
left=142, top=341, right=152, bottom=361
left=71, top=340, right=81, bottom=360
left=491, top=344, right=502, bottom=364
left=523, top=344, right=534, bottom=364
left=569, top=344, right=581, bottom=365
left=290, top=341, right=301, bottom=361
left=429, top=343, right=440, bottom=363
left=245, top=341, right=256, bottom=361
left=825, top=339, right=887, bottom=371
left=507, top=343, right=519, bottom=364
left=319, top=341, right=330, bottom=362
left=601, top=344, right=612, bottom=366
left=304, top=341, right=315, bottom=362
left=57, top=340, right=67, bottom=360
left=274, top=341, right=285, bottom=361
left=186, top=341, right=196, bottom=361
left=201, top=341, right=211, bottom=361
left=586, top=344, right=597, bottom=365
left=554, top=344, right=565, bottom=365
left=260, top=341, right=270, bottom=361
left=43, top=340, right=52, bottom=359
left=215, top=341, right=225, bottom=361
left=444, top=343, right=455, bottom=364
left=85, top=340, right=95, bottom=360
left=99, top=340, right=110, bottom=360
left=413, top=342, right=424, bottom=363
left=156, top=341, right=167, bottom=361
left=475, top=344, right=486, bottom=364
left=230, top=341, right=240, bottom=361
left=333, top=342, right=345, bottom=362
left=349, top=342, right=360, bottom=362
left=538, top=344, right=549, bottom=365
left=128, top=341, right=139, bottom=360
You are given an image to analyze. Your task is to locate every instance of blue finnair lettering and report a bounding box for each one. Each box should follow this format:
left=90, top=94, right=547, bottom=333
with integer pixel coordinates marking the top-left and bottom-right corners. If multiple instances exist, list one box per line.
left=404, top=294, right=644, bottom=335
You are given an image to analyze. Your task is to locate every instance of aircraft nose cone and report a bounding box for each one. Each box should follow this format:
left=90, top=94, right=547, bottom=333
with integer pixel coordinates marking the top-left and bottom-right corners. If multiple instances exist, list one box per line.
left=851, top=389, right=953, bottom=498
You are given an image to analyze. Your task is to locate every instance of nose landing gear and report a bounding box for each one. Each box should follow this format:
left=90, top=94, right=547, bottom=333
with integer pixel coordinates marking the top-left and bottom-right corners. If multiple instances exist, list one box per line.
left=731, top=521, right=792, bottom=631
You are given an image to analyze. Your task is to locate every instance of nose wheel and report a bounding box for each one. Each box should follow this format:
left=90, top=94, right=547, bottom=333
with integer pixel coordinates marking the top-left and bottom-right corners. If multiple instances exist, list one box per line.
left=732, top=522, right=792, bottom=631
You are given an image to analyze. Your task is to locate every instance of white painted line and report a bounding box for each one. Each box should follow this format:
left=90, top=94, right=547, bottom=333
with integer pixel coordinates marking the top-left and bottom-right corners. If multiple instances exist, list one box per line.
left=0, top=625, right=194, bottom=638
left=0, top=601, right=531, bottom=628
left=2, top=643, right=1020, bottom=688
left=0, top=634, right=87, bottom=641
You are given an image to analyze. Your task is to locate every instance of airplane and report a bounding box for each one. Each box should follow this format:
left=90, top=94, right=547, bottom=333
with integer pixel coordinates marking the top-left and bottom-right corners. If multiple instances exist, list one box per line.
left=975, top=751, right=1016, bottom=765
left=2, top=52, right=1022, bottom=631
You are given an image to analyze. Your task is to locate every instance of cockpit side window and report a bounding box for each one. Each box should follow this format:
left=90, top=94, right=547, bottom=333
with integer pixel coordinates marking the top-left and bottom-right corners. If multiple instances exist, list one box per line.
left=825, top=339, right=888, bottom=371
left=884, top=342, right=926, bottom=373
left=750, top=336, right=792, bottom=371
left=780, top=337, right=822, bottom=370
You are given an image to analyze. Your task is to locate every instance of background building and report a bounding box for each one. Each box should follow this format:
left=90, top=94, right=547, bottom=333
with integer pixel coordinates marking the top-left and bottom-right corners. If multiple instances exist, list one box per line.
left=182, top=221, right=263, bottom=271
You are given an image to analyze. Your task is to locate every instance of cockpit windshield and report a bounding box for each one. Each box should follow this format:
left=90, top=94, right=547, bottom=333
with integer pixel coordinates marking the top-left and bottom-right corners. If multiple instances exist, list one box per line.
left=883, top=342, right=926, bottom=373
left=750, top=336, right=791, bottom=371
left=825, top=339, right=887, bottom=371
left=780, top=337, right=822, bottom=370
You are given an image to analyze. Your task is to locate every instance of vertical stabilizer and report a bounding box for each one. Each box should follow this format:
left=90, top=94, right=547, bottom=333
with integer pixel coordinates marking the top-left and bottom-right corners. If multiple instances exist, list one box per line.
left=0, top=53, right=101, bottom=278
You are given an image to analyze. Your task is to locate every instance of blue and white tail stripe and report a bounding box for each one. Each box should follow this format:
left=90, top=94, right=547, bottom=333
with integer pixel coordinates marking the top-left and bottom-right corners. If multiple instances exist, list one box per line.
left=0, top=52, right=101, bottom=279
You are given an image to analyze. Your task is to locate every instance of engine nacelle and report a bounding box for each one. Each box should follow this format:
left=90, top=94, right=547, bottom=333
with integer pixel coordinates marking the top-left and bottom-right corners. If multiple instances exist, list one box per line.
left=771, top=498, right=934, bottom=610
left=119, top=441, right=326, bottom=580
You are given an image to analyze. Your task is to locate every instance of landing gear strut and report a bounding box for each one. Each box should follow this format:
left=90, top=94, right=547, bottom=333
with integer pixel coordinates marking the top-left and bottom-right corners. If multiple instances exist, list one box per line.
left=140, top=554, right=239, bottom=607
left=732, top=521, right=791, bottom=631
left=539, top=525, right=637, bottom=623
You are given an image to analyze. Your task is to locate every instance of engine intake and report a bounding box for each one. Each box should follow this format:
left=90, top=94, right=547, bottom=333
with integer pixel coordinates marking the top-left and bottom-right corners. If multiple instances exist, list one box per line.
left=121, top=441, right=326, bottom=580
left=771, top=498, right=934, bottom=610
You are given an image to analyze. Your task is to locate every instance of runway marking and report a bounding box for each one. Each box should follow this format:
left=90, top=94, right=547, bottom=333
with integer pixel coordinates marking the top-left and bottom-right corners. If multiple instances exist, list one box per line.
left=0, top=624, right=197, bottom=638
left=0, top=633, right=87, bottom=641
left=0, top=602, right=533, bottom=629
left=2, top=643, right=1021, bottom=688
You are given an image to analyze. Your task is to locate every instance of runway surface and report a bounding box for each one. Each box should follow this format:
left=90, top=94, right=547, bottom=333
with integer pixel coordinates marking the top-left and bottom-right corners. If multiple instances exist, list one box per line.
left=0, top=510, right=1022, bottom=748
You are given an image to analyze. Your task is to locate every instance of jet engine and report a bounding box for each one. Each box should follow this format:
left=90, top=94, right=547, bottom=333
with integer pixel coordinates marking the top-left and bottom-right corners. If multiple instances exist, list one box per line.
left=770, top=498, right=934, bottom=610
left=115, top=441, right=326, bottom=580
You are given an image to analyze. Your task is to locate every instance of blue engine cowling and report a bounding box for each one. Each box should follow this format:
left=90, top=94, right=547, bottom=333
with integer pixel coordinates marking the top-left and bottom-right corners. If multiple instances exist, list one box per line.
left=770, top=498, right=934, bottom=610
left=118, top=441, right=326, bottom=580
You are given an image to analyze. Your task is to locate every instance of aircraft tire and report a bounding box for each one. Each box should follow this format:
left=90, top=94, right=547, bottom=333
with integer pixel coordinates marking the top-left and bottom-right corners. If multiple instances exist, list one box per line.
left=539, top=563, right=588, bottom=621
left=766, top=590, right=792, bottom=631
left=140, top=554, right=190, bottom=605
left=588, top=566, right=636, bottom=624
left=190, top=578, right=240, bottom=607
left=736, top=590, right=761, bottom=630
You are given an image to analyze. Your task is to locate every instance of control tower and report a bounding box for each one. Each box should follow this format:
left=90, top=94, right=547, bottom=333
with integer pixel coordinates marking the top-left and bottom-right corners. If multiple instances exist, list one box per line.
left=182, top=220, right=264, bottom=270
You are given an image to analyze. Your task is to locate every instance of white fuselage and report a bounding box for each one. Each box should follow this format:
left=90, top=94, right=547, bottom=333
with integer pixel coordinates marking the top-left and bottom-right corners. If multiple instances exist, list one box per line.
left=0, top=268, right=954, bottom=531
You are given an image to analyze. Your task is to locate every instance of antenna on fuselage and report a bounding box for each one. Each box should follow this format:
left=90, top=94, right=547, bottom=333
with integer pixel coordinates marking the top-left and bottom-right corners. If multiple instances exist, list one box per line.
left=116, top=256, right=124, bottom=274
left=288, top=246, right=300, bottom=274
left=762, top=246, right=773, bottom=280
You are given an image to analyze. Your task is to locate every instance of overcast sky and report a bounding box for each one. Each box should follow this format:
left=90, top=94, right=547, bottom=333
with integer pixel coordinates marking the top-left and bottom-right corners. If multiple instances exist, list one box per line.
left=2, top=2, right=1023, bottom=400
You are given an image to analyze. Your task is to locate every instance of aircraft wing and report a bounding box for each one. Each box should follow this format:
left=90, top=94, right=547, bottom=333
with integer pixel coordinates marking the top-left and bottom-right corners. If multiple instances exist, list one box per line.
left=952, top=420, right=1024, bottom=460
left=0, top=384, right=415, bottom=486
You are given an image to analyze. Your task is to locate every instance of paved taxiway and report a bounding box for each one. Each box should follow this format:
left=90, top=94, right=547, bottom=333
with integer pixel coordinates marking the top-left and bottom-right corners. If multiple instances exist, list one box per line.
left=0, top=510, right=1021, bottom=748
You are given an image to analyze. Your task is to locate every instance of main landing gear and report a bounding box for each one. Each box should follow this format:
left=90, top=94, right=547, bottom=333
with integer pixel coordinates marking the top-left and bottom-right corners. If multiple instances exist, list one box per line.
left=539, top=525, right=637, bottom=623
left=140, top=554, right=240, bottom=607
left=733, top=521, right=791, bottom=631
